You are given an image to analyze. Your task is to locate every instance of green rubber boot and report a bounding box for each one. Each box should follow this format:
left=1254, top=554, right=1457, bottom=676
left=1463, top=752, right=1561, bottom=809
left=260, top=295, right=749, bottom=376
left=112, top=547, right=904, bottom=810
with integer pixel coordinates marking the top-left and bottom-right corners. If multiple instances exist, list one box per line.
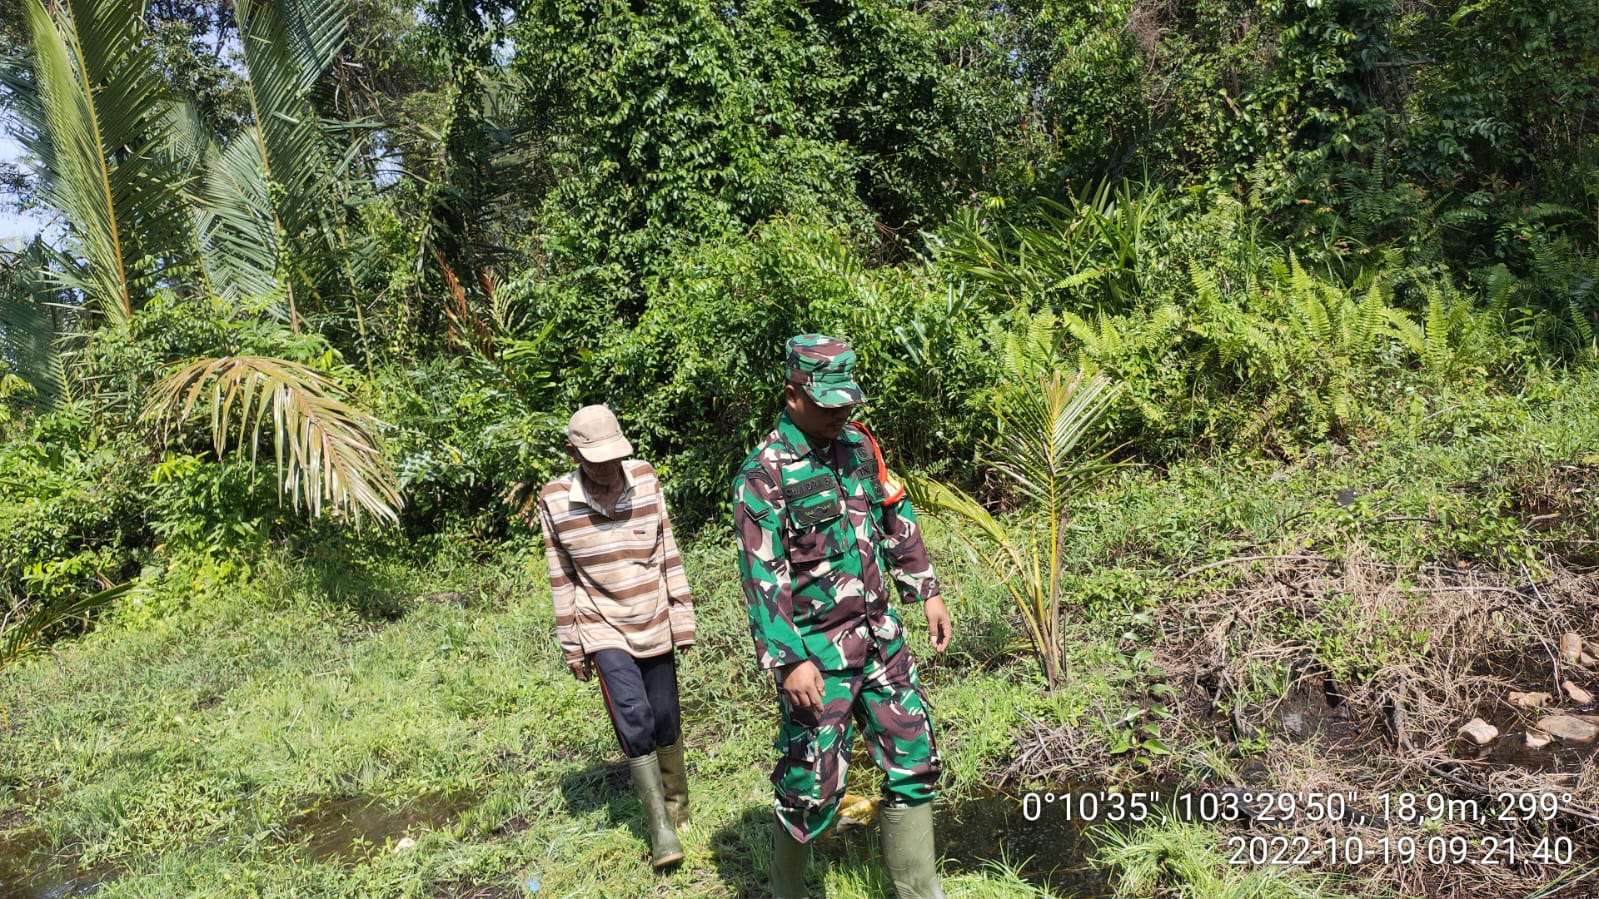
left=656, top=739, right=690, bottom=829
left=628, top=753, right=685, bottom=868
left=879, top=802, right=944, bottom=899
left=769, top=819, right=810, bottom=899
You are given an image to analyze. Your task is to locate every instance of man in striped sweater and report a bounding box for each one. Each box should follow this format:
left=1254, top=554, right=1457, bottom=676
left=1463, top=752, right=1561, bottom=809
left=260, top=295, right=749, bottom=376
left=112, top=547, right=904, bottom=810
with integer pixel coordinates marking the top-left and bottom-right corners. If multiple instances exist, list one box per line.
left=535, top=404, right=697, bottom=868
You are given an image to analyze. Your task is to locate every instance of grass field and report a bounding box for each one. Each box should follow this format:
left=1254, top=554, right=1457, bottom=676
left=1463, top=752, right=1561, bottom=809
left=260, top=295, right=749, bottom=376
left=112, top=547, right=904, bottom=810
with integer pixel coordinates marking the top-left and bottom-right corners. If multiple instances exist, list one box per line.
left=3, top=367, right=1598, bottom=898
left=0, top=522, right=1091, bottom=898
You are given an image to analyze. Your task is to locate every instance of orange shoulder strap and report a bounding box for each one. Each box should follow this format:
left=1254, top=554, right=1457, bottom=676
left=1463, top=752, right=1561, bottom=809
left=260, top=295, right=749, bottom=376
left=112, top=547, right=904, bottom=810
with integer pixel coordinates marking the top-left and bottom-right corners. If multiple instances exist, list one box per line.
left=851, top=423, right=906, bottom=504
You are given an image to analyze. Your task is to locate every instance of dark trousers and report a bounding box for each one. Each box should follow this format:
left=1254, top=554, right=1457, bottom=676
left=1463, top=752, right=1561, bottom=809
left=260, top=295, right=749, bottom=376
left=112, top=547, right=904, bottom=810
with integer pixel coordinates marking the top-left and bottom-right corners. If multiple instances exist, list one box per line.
left=593, top=649, right=682, bottom=758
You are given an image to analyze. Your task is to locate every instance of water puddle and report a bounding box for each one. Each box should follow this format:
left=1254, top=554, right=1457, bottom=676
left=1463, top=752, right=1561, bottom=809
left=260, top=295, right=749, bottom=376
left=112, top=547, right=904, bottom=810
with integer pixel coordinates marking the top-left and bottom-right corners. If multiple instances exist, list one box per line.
left=1466, top=650, right=1599, bottom=773
left=282, top=790, right=479, bottom=863
left=0, top=828, right=116, bottom=898
left=1477, top=702, right=1599, bottom=771
left=0, top=790, right=477, bottom=892
left=938, top=791, right=1113, bottom=897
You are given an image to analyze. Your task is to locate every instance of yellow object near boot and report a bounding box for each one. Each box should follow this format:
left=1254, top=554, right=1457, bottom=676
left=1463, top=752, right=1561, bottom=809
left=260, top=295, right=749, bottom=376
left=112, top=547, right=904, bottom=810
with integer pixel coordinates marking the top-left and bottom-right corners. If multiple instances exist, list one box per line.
left=834, top=792, right=879, bottom=832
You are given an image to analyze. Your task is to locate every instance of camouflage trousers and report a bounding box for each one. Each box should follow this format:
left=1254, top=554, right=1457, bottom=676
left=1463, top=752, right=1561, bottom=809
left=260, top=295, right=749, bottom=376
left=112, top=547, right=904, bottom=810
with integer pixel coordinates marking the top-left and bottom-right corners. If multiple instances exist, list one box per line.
left=771, top=639, right=940, bottom=842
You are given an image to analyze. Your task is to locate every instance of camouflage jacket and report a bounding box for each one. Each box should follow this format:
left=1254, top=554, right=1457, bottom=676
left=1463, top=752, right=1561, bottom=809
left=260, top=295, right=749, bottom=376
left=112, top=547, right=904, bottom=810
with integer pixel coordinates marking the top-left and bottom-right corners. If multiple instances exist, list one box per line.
left=731, top=412, right=941, bottom=672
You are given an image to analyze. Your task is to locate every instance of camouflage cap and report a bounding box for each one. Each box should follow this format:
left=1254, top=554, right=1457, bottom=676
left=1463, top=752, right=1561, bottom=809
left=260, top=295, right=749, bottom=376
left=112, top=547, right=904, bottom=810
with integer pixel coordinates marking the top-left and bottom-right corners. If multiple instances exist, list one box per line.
left=786, top=334, right=865, bottom=408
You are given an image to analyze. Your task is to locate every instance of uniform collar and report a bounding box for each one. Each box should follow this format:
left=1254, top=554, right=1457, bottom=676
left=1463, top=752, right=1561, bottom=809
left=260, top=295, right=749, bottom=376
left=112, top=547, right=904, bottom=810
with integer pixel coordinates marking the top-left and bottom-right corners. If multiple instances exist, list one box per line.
left=570, top=459, right=636, bottom=511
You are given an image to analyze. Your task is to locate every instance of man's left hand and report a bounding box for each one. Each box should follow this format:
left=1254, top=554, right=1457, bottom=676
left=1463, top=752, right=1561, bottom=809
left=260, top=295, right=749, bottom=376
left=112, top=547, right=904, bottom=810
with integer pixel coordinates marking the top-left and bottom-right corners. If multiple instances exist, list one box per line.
left=924, top=595, right=952, bottom=653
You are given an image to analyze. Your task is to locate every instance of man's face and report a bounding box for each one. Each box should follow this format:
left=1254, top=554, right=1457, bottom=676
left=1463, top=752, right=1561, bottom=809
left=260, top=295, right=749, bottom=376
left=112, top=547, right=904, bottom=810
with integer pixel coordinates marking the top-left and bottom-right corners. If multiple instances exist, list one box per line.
left=568, top=446, right=624, bottom=487
left=784, top=383, right=855, bottom=443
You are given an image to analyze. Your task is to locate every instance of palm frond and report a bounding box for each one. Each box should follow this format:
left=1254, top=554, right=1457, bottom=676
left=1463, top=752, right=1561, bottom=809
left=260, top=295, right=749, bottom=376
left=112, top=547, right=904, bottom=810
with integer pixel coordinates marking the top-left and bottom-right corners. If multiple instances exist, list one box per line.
left=1, top=581, right=131, bottom=673
left=904, top=471, right=1053, bottom=673
left=196, top=136, right=284, bottom=303
left=904, top=473, right=1028, bottom=577
left=160, top=99, right=210, bottom=166
left=19, top=0, right=194, bottom=323
left=987, top=370, right=1122, bottom=522
left=234, top=0, right=358, bottom=315
left=237, top=0, right=345, bottom=230
left=144, top=355, right=403, bottom=524
left=0, top=240, right=67, bottom=407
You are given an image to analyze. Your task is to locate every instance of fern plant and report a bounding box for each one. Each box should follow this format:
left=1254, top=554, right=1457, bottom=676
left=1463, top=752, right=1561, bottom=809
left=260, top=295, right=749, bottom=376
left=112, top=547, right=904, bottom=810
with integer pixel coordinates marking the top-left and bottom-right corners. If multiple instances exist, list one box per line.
left=1486, top=206, right=1599, bottom=352
left=1187, top=260, right=1274, bottom=369
left=1382, top=282, right=1494, bottom=377
left=1269, top=255, right=1410, bottom=433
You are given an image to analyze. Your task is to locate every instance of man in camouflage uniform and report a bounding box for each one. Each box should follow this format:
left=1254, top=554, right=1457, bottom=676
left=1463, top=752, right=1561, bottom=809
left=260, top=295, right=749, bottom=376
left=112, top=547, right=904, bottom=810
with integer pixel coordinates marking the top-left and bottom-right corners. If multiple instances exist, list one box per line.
left=732, top=334, right=952, bottom=899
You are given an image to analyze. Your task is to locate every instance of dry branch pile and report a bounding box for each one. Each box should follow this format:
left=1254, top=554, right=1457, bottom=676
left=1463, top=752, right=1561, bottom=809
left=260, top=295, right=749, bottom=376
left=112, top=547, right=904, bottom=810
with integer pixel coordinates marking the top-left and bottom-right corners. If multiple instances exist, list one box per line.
left=1005, top=550, right=1599, bottom=897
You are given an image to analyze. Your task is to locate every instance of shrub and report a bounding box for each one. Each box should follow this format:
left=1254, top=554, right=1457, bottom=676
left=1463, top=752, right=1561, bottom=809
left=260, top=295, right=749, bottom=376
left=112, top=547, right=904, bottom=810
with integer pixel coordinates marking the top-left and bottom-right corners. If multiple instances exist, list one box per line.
left=504, top=217, right=1004, bottom=530
left=0, top=403, right=148, bottom=608
left=372, top=355, right=562, bottom=540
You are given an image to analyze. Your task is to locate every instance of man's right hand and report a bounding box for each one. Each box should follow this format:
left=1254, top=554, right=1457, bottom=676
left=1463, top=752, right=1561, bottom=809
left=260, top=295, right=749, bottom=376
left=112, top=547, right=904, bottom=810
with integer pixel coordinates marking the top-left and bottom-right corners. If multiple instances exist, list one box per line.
left=569, top=659, right=591, bottom=681
left=779, top=659, right=824, bottom=715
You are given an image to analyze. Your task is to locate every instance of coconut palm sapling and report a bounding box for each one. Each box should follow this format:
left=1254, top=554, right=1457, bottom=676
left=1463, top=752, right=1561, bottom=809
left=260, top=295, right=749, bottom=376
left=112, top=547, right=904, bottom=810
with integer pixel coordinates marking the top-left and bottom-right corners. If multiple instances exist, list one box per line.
left=907, top=368, right=1121, bottom=692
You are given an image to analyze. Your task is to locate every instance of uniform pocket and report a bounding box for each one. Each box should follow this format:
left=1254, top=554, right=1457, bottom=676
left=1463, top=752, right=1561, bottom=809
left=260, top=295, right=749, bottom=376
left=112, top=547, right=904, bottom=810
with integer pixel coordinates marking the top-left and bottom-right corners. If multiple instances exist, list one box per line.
left=786, top=478, right=843, bottom=530
left=786, top=481, right=848, bottom=564
left=774, top=736, right=822, bottom=811
left=776, top=725, right=820, bottom=763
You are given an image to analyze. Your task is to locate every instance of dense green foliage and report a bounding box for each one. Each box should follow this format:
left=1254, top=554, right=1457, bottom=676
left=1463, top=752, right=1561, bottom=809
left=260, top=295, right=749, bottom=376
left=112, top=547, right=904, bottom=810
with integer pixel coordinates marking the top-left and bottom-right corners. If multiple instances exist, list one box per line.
left=0, top=0, right=1597, bottom=891
left=0, top=0, right=1594, bottom=648
left=4, top=0, right=1597, bottom=533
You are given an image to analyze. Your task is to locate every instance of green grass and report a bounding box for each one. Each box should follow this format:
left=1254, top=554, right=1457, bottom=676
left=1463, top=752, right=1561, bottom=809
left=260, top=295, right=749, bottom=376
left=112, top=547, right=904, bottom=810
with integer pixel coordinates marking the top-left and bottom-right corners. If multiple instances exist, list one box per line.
left=0, top=531, right=1072, bottom=897
left=3, top=366, right=1597, bottom=897
left=1092, top=817, right=1329, bottom=899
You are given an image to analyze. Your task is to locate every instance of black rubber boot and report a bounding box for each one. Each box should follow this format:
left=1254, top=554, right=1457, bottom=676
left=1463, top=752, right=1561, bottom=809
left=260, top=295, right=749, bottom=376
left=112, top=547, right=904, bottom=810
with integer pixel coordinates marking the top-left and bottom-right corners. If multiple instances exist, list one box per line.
left=656, top=738, right=690, bottom=829
left=769, top=818, right=810, bottom=899
left=628, top=753, right=685, bottom=868
left=879, top=802, right=944, bottom=899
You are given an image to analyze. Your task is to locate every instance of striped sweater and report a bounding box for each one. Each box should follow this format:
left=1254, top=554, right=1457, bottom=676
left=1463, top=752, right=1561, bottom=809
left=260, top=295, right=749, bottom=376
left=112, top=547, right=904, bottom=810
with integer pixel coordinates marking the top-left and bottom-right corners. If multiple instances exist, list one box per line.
left=536, top=459, right=696, bottom=662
